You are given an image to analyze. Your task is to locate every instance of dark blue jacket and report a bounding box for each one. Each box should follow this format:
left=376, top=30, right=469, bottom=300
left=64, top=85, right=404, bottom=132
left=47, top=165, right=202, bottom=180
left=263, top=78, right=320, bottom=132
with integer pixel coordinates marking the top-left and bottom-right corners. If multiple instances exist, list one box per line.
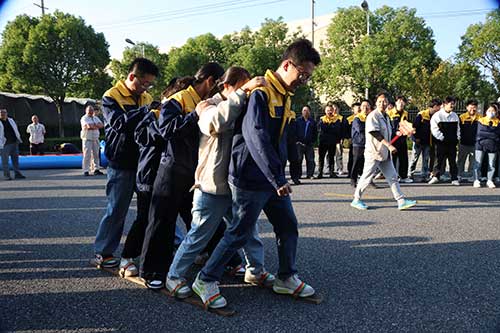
left=296, top=116, right=318, bottom=145
left=102, top=80, right=152, bottom=170
left=475, top=117, right=500, bottom=153
left=351, top=113, right=367, bottom=147
left=459, top=113, right=479, bottom=146
left=228, top=70, right=293, bottom=191
left=387, top=108, right=409, bottom=147
left=318, top=115, right=346, bottom=145
left=135, top=110, right=163, bottom=192
left=413, top=109, right=432, bottom=145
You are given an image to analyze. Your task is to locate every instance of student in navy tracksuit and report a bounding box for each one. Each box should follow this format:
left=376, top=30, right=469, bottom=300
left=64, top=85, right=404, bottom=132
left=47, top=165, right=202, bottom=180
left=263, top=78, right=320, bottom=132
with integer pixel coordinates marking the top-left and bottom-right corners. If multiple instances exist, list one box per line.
left=93, top=58, right=158, bottom=268
left=193, top=39, right=321, bottom=309
left=472, top=103, right=500, bottom=188
left=140, top=63, right=225, bottom=289
left=287, top=113, right=301, bottom=185
left=387, top=95, right=412, bottom=183
left=346, top=103, right=360, bottom=178
left=350, top=99, right=371, bottom=187
left=316, top=103, right=346, bottom=178
left=409, top=98, right=441, bottom=181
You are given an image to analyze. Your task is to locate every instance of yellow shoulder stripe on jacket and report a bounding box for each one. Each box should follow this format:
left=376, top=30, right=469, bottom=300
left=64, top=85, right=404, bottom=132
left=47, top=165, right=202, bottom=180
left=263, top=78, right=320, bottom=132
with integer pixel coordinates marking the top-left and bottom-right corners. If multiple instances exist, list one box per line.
left=478, top=116, right=499, bottom=127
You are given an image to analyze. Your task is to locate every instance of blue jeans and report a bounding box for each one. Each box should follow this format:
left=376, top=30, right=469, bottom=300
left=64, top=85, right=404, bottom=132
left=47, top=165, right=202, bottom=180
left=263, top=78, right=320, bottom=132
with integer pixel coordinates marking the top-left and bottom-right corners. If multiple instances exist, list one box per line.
left=474, top=150, right=497, bottom=181
left=168, top=189, right=264, bottom=279
left=200, top=184, right=298, bottom=282
left=409, top=143, right=430, bottom=178
left=1, top=143, right=20, bottom=177
left=94, top=167, right=136, bottom=255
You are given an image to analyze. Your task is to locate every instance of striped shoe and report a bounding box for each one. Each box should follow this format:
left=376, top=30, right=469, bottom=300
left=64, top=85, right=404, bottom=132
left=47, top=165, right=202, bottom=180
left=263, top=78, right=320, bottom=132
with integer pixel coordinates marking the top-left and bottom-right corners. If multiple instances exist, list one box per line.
left=244, top=270, right=275, bottom=287
left=273, top=274, right=315, bottom=298
left=192, top=273, right=227, bottom=309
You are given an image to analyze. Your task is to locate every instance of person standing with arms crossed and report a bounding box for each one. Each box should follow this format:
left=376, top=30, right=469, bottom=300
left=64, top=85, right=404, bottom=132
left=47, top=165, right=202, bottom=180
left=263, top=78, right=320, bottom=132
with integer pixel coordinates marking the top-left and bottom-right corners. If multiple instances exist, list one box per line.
left=80, top=104, right=104, bottom=176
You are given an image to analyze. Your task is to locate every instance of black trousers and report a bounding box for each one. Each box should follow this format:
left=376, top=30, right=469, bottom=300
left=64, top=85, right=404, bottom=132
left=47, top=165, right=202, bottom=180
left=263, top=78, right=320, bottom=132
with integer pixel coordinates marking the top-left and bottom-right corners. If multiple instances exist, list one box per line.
left=347, top=144, right=353, bottom=177
left=318, top=143, right=336, bottom=176
left=429, top=143, right=437, bottom=175
left=287, top=143, right=301, bottom=180
left=121, top=190, right=152, bottom=259
left=433, top=143, right=458, bottom=180
left=140, top=165, right=193, bottom=281
left=392, top=140, right=408, bottom=179
left=350, top=146, right=365, bottom=183
left=30, top=143, right=44, bottom=155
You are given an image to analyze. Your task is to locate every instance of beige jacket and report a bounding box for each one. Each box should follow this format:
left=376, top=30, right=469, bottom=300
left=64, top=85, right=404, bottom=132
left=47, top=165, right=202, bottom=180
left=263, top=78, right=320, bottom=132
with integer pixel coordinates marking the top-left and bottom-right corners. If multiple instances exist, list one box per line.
left=194, top=89, right=247, bottom=195
left=364, top=108, right=392, bottom=161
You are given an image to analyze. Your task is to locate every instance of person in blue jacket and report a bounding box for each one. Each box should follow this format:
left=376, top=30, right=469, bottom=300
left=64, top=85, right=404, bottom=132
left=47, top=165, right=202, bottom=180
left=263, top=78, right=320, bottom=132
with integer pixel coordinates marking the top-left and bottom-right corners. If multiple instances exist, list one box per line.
left=316, top=103, right=346, bottom=178
left=93, top=58, right=158, bottom=268
left=192, top=39, right=321, bottom=309
left=296, top=105, right=318, bottom=179
left=350, top=99, right=371, bottom=187
left=139, top=63, right=225, bottom=289
left=472, top=103, right=500, bottom=188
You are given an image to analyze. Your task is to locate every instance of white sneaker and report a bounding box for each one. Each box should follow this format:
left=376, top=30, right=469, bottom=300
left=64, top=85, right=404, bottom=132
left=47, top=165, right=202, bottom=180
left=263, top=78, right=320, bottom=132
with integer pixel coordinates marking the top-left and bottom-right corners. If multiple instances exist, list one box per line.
left=119, top=258, right=138, bottom=277
left=487, top=180, right=496, bottom=189
left=166, top=276, right=192, bottom=299
left=192, top=273, right=227, bottom=309
left=473, top=180, right=481, bottom=188
left=451, top=180, right=460, bottom=186
left=244, top=270, right=276, bottom=287
left=428, top=177, right=439, bottom=185
left=273, top=274, right=315, bottom=298
left=401, top=178, right=414, bottom=183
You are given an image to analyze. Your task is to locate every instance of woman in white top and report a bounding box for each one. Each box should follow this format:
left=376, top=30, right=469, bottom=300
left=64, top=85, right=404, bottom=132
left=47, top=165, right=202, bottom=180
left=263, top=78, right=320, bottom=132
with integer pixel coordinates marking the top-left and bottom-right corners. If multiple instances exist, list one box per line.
left=26, top=115, right=46, bottom=155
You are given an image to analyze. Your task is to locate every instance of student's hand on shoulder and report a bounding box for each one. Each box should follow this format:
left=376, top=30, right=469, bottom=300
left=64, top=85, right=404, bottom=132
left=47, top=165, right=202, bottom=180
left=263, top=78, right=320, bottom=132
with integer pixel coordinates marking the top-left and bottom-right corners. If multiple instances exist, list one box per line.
left=241, top=76, right=267, bottom=93
left=277, top=183, right=292, bottom=197
left=195, top=101, right=210, bottom=116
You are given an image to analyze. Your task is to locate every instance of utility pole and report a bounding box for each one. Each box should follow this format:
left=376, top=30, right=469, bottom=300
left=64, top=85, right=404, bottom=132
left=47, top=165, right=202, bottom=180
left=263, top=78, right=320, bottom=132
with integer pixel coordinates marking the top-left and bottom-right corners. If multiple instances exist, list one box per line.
left=33, top=0, right=48, bottom=15
left=311, top=0, right=315, bottom=47
left=361, top=0, right=370, bottom=100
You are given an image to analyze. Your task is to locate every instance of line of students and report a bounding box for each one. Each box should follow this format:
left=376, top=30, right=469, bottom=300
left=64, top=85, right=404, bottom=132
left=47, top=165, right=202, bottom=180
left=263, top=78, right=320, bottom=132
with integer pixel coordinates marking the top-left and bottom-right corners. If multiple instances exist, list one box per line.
left=93, top=39, right=322, bottom=309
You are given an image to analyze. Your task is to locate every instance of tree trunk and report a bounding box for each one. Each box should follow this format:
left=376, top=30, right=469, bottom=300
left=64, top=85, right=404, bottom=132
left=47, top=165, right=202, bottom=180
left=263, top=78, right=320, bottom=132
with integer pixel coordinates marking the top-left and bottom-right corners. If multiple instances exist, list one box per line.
left=55, top=99, right=65, bottom=137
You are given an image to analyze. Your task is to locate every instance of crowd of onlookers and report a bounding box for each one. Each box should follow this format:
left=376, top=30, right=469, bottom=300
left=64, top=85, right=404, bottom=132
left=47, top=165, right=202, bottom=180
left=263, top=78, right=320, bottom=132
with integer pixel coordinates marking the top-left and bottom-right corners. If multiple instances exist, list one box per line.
left=289, top=96, right=500, bottom=189
left=0, top=104, right=106, bottom=180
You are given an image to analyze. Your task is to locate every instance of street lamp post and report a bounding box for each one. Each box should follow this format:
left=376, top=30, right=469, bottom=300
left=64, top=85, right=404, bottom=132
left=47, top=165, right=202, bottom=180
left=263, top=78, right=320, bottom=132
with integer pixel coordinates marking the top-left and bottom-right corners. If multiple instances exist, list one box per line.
left=125, top=38, right=145, bottom=58
left=361, top=0, right=370, bottom=100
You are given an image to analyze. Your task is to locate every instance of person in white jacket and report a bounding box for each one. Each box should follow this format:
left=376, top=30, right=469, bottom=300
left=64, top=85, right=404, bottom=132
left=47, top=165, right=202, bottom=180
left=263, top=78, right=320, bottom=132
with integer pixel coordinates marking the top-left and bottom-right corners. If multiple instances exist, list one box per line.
left=166, top=67, right=273, bottom=299
left=428, top=96, right=461, bottom=185
left=0, top=108, right=25, bottom=180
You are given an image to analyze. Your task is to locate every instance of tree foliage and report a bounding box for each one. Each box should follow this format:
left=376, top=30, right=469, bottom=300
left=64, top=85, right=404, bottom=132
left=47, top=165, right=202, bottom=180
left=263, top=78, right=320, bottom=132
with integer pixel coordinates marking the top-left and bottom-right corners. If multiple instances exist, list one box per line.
left=458, top=10, right=500, bottom=93
left=0, top=11, right=110, bottom=136
left=315, top=6, right=438, bottom=102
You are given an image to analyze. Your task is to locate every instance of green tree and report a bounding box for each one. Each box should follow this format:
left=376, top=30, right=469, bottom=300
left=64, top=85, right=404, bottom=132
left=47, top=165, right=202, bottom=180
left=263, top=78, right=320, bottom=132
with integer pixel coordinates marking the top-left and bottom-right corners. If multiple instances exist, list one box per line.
left=315, top=6, right=438, bottom=101
left=165, top=33, right=224, bottom=81
left=458, top=10, right=500, bottom=92
left=0, top=11, right=110, bottom=136
left=109, top=43, right=168, bottom=100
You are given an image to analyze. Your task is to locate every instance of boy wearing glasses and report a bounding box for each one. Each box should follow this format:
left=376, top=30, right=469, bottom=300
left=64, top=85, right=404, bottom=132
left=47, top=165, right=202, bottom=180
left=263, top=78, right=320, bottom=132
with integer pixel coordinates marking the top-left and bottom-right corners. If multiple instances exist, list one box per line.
left=193, top=39, right=321, bottom=309
left=93, top=58, right=159, bottom=268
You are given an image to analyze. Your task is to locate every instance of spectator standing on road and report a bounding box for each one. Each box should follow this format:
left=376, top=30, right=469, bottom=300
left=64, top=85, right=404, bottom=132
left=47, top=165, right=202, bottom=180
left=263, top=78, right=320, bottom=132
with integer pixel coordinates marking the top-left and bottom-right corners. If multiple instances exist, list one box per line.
left=350, top=92, right=416, bottom=211
left=0, top=108, right=25, bottom=180
left=80, top=104, right=104, bottom=176
left=457, top=99, right=480, bottom=181
left=409, top=98, right=441, bottom=181
left=472, top=103, right=500, bottom=189
left=428, top=96, right=461, bottom=185
left=26, top=115, right=46, bottom=155
left=346, top=102, right=360, bottom=178
left=93, top=58, right=158, bottom=268
left=387, top=96, right=412, bottom=183
left=295, top=105, right=318, bottom=179
left=350, top=99, right=371, bottom=187
left=316, top=103, right=346, bottom=178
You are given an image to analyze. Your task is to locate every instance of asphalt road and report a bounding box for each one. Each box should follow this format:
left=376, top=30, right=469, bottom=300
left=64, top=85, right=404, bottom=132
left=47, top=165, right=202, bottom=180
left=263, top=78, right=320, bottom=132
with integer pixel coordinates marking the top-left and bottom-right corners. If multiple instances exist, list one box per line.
left=1, top=168, right=499, bottom=332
